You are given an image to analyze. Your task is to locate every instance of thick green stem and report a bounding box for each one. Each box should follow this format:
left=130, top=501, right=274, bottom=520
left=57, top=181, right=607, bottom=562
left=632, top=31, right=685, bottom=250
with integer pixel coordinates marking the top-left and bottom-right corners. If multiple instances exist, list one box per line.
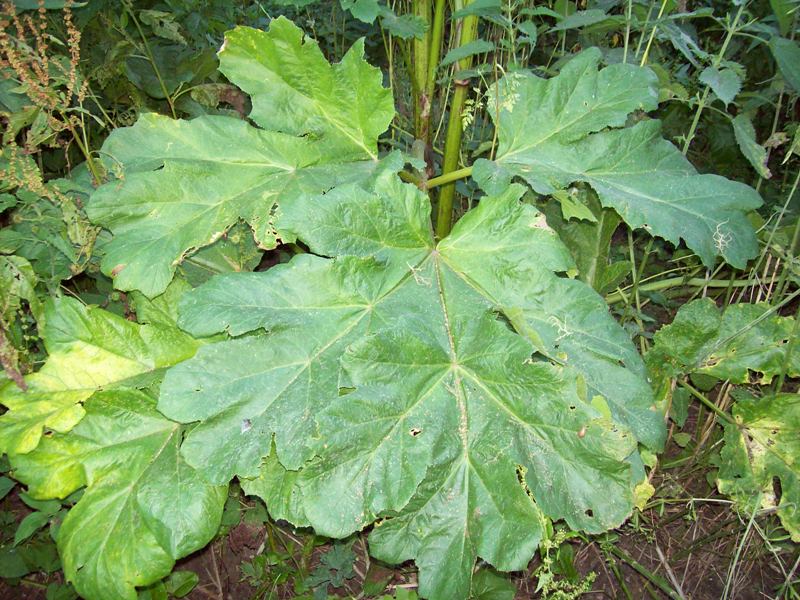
left=436, top=4, right=479, bottom=239
left=412, top=0, right=432, bottom=140
left=420, top=0, right=447, bottom=144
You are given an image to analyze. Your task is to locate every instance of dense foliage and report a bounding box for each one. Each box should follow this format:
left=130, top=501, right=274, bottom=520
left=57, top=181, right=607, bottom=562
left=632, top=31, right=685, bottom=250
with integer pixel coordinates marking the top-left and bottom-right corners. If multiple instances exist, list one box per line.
left=0, top=1, right=798, bottom=599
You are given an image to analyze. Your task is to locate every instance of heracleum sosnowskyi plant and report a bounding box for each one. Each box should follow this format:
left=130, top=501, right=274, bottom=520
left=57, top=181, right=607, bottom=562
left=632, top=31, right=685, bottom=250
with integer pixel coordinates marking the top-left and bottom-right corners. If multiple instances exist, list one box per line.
left=0, top=11, right=772, bottom=600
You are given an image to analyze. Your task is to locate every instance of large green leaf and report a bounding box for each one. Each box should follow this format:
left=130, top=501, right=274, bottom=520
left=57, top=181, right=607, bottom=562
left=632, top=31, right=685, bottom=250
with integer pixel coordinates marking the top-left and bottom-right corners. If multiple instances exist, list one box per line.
left=10, top=389, right=227, bottom=600
left=473, top=48, right=761, bottom=268
left=645, top=298, right=800, bottom=392
left=717, top=394, right=799, bottom=542
left=160, top=173, right=664, bottom=598
left=88, top=17, right=395, bottom=298
left=0, top=297, right=199, bottom=455
left=769, top=36, right=800, bottom=94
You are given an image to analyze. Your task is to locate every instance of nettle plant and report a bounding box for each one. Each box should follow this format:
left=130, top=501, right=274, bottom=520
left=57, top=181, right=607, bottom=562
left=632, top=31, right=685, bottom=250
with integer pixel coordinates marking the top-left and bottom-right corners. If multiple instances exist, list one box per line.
left=0, top=17, right=763, bottom=600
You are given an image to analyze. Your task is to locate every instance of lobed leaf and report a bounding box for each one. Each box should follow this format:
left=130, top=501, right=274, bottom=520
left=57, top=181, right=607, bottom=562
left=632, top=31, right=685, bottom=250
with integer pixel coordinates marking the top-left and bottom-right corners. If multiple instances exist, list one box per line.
left=11, top=389, right=227, bottom=600
left=646, top=298, right=800, bottom=391
left=88, top=17, right=396, bottom=298
left=0, top=297, right=199, bottom=455
left=717, top=394, right=799, bottom=541
left=473, top=48, right=761, bottom=268
left=218, top=18, right=392, bottom=158
left=160, top=173, right=664, bottom=597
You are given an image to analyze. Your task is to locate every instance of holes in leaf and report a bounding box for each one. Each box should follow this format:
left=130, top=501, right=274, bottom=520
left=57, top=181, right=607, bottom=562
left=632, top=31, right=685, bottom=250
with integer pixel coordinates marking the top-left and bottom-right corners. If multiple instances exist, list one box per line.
left=409, top=427, right=422, bottom=437
left=194, top=388, right=202, bottom=393
left=241, top=419, right=252, bottom=433
left=585, top=509, right=594, bottom=518
left=568, top=405, right=576, bottom=411
left=516, top=464, right=535, bottom=500
left=772, top=476, right=782, bottom=501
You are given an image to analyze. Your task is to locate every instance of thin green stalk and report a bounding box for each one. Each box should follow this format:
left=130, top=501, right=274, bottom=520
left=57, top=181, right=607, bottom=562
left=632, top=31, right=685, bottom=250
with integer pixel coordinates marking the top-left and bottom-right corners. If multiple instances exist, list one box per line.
left=682, top=2, right=747, bottom=154
left=127, top=6, right=177, bottom=119
left=722, top=501, right=760, bottom=600
left=435, top=2, right=479, bottom=239
left=605, top=276, right=763, bottom=304
left=62, top=115, right=101, bottom=184
left=777, top=552, right=800, bottom=599
left=679, top=380, right=736, bottom=426
left=603, top=544, right=684, bottom=600
left=715, top=287, right=800, bottom=353
left=772, top=171, right=800, bottom=299
left=634, top=0, right=657, bottom=60
left=623, top=0, right=633, bottom=63
left=639, top=0, right=669, bottom=66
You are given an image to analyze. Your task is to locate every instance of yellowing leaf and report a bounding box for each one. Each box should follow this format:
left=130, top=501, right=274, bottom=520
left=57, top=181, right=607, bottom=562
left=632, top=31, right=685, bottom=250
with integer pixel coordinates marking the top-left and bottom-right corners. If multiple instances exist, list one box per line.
left=0, top=297, right=199, bottom=455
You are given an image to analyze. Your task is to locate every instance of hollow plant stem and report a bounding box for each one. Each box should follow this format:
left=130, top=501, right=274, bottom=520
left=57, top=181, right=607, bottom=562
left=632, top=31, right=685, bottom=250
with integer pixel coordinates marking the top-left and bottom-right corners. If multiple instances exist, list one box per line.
left=435, top=2, right=479, bottom=239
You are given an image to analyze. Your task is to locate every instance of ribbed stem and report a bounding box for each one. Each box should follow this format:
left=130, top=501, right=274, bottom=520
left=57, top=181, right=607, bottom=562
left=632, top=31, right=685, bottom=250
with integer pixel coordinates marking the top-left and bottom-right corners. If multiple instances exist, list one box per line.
left=435, top=3, right=479, bottom=239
